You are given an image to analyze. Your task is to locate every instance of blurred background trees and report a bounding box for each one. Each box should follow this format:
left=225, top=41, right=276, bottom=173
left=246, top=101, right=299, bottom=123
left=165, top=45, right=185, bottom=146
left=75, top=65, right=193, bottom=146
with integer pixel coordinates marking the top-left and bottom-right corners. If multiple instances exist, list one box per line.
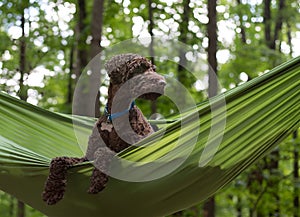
left=0, top=0, right=299, bottom=216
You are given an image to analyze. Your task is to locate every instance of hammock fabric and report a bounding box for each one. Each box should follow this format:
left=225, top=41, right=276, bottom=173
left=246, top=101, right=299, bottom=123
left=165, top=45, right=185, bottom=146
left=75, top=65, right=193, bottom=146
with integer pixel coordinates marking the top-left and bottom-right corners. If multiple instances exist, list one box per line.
left=0, top=57, right=299, bottom=217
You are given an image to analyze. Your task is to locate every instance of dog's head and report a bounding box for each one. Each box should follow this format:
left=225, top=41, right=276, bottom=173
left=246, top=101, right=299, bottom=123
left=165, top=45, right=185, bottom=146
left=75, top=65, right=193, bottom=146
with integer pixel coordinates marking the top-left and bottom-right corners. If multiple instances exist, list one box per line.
left=105, top=53, right=166, bottom=101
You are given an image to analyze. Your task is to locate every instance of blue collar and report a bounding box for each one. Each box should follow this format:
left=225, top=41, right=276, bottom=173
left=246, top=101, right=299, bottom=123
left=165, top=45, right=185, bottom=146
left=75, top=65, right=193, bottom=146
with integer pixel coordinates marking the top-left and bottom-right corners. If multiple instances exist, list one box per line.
left=105, top=101, right=135, bottom=122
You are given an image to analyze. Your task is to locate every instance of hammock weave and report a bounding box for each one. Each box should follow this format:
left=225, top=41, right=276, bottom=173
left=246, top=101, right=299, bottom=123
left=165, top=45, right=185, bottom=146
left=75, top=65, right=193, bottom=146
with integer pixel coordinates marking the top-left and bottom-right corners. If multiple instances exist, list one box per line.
left=0, top=56, right=299, bottom=217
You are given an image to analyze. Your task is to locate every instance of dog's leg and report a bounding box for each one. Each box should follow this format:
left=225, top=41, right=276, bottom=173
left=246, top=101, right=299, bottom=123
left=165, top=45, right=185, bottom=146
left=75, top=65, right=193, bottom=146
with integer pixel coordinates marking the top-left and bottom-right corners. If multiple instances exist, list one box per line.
left=42, top=156, right=87, bottom=205
left=88, top=147, right=115, bottom=194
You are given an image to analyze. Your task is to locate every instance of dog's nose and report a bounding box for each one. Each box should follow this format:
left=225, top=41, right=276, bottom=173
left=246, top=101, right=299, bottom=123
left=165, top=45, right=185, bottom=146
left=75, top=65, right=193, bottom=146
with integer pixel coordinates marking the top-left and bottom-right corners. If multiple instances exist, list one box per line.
left=158, top=80, right=166, bottom=86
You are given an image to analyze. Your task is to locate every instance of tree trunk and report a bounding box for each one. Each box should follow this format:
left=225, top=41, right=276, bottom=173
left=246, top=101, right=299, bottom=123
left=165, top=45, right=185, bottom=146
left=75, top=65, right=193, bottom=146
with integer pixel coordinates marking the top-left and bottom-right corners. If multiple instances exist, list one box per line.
left=263, top=0, right=272, bottom=48
left=272, top=0, right=285, bottom=50
left=148, top=0, right=157, bottom=114
left=207, top=0, right=218, bottom=98
left=263, top=1, right=284, bottom=215
left=176, top=0, right=190, bottom=108
left=89, top=0, right=105, bottom=117
left=287, top=22, right=293, bottom=56
left=74, top=0, right=104, bottom=117
left=236, top=0, right=247, bottom=44
left=90, top=0, right=104, bottom=59
left=177, top=0, right=190, bottom=86
left=247, top=162, right=264, bottom=217
left=17, top=3, right=28, bottom=216
left=293, top=131, right=299, bottom=217
left=19, top=1, right=27, bottom=101
left=9, top=195, right=15, bottom=217
left=67, top=45, right=75, bottom=107
left=73, top=0, right=86, bottom=116
left=237, top=196, right=242, bottom=217
left=171, top=2, right=192, bottom=215
left=148, top=0, right=154, bottom=61
left=268, top=149, right=280, bottom=216
left=17, top=201, right=25, bottom=217
left=204, top=1, right=217, bottom=216
left=203, top=197, right=215, bottom=217
left=75, top=0, right=88, bottom=82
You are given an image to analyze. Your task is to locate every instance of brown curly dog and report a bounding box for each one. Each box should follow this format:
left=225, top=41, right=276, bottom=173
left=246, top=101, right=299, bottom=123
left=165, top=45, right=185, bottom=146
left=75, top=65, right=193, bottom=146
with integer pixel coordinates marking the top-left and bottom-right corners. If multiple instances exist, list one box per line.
left=42, top=53, right=166, bottom=205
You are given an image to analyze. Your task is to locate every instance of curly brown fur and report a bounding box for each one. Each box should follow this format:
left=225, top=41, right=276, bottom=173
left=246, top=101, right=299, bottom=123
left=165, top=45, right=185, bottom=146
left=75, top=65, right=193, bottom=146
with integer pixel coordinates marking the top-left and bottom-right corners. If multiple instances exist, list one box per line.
left=42, top=157, right=87, bottom=205
left=42, top=53, right=166, bottom=205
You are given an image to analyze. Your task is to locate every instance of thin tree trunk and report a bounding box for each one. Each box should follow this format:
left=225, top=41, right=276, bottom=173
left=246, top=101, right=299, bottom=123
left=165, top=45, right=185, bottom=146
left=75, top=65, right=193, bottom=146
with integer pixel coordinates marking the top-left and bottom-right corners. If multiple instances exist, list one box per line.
left=263, top=1, right=284, bottom=215
left=90, top=0, right=104, bottom=59
left=75, top=0, right=88, bottom=82
left=17, top=201, right=25, bottom=217
left=247, top=163, right=264, bottom=217
left=293, top=131, right=299, bottom=217
left=237, top=196, right=242, bottom=217
left=67, top=45, right=74, bottom=106
left=236, top=0, right=247, bottom=44
left=73, top=0, right=84, bottom=116
left=204, top=1, right=217, bottom=216
left=177, top=0, right=190, bottom=85
left=148, top=0, right=157, bottom=114
left=19, top=2, right=27, bottom=101
left=73, top=0, right=89, bottom=116
left=17, top=3, right=28, bottom=216
left=272, top=0, right=285, bottom=50
left=207, top=0, right=218, bottom=98
left=73, top=0, right=105, bottom=117
left=89, top=0, right=104, bottom=117
left=177, top=0, right=190, bottom=108
left=9, top=195, right=15, bottom=217
left=263, top=0, right=272, bottom=48
left=148, top=0, right=154, bottom=62
left=171, top=2, right=191, bottom=215
left=287, top=22, right=293, bottom=56
left=268, top=2, right=285, bottom=214
left=268, top=149, right=280, bottom=216
left=204, top=197, right=215, bottom=217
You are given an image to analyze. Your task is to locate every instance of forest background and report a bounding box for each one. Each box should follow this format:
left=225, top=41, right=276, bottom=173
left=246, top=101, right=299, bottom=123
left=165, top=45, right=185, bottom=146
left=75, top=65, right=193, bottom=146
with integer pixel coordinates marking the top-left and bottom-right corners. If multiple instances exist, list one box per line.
left=0, top=0, right=299, bottom=216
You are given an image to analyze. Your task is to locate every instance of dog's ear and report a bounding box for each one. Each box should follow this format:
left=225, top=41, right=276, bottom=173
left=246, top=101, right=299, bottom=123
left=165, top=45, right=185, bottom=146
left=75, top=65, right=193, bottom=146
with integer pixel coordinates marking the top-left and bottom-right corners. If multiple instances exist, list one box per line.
left=105, top=53, right=141, bottom=84
left=128, top=58, right=154, bottom=73
left=125, top=57, right=154, bottom=80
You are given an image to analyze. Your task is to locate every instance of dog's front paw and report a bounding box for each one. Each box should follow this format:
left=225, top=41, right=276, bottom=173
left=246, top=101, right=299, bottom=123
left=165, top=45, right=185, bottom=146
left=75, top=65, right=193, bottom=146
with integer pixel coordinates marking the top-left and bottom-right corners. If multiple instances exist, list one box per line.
left=42, top=179, right=66, bottom=205
left=42, top=157, right=70, bottom=205
left=88, top=168, right=108, bottom=194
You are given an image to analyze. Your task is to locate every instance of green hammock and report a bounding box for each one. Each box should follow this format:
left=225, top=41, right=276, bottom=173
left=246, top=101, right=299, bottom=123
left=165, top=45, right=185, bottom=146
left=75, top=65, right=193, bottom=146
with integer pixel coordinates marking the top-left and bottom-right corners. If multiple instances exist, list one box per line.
left=0, top=56, right=299, bottom=217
